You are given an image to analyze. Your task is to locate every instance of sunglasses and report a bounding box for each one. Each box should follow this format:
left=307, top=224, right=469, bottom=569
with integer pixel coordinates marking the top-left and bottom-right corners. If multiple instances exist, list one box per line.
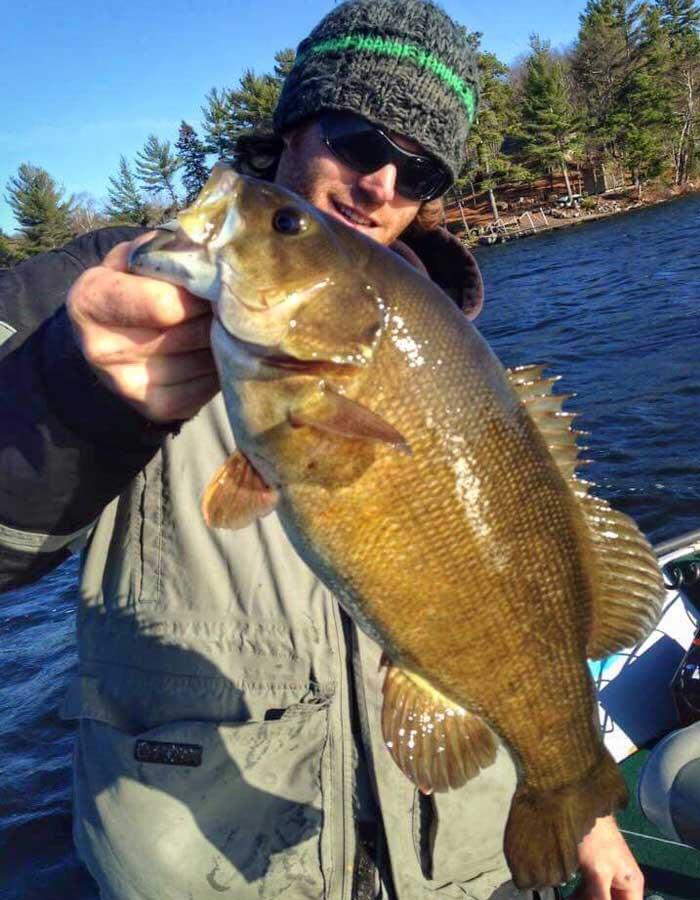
left=320, top=113, right=452, bottom=202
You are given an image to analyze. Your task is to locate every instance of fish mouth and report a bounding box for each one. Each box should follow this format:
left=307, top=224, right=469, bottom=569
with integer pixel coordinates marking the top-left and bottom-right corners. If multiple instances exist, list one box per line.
left=128, top=228, right=203, bottom=271
left=212, top=317, right=359, bottom=378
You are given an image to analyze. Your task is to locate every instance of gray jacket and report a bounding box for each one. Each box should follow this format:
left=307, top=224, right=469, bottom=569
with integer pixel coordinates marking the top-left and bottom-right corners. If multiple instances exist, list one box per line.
left=1, top=226, right=541, bottom=900
left=62, top=394, right=523, bottom=900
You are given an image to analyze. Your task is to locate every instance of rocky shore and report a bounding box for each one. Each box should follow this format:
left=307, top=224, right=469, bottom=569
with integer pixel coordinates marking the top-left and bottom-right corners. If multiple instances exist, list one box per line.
left=447, top=182, right=698, bottom=248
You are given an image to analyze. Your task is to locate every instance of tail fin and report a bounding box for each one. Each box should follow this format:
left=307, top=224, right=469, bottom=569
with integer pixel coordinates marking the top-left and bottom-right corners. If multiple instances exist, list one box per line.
left=504, top=750, right=629, bottom=889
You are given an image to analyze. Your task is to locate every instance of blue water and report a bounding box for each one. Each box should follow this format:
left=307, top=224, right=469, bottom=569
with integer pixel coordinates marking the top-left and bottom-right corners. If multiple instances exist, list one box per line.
left=1, top=195, right=699, bottom=897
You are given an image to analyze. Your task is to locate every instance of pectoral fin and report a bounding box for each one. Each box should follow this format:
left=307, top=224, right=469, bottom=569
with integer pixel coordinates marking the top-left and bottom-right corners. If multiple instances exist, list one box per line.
left=382, top=665, right=497, bottom=794
left=202, top=451, right=279, bottom=529
left=289, top=386, right=410, bottom=453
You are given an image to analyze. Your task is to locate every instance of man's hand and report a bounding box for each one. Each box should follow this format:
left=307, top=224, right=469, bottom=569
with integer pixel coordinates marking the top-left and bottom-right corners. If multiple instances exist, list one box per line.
left=67, top=234, right=219, bottom=424
left=571, top=815, right=644, bottom=900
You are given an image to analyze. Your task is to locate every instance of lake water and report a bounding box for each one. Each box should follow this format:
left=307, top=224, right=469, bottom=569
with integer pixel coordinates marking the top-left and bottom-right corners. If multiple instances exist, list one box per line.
left=1, top=195, right=699, bottom=897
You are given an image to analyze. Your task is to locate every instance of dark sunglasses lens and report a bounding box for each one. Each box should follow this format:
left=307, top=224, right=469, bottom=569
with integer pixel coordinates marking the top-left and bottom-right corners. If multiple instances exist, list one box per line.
left=395, top=157, right=449, bottom=201
left=326, top=129, right=389, bottom=175
left=323, top=116, right=449, bottom=201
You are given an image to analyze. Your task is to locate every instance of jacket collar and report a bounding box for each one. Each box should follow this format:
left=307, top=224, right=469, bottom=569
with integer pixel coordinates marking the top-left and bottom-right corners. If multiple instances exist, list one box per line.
left=392, top=226, right=484, bottom=320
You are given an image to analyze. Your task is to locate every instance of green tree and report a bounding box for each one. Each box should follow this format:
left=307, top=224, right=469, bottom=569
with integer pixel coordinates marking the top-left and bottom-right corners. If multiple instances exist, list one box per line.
left=656, top=0, right=700, bottom=181
left=571, top=0, right=647, bottom=160
left=201, top=48, right=295, bottom=159
left=273, top=47, right=296, bottom=80
left=176, top=121, right=209, bottom=203
left=610, top=7, right=675, bottom=193
left=201, top=87, right=239, bottom=159
left=5, top=164, right=74, bottom=255
left=519, top=38, right=581, bottom=198
left=105, top=155, right=149, bottom=224
left=228, top=69, right=284, bottom=134
left=658, top=0, right=700, bottom=36
left=0, top=229, right=26, bottom=268
left=462, top=43, right=531, bottom=220
left=135, top=134, right=181, bottom=207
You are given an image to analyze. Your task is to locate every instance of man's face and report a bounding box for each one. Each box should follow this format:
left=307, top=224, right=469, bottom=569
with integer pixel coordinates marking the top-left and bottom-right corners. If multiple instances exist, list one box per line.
left=275, top=119, right=423, bottom=247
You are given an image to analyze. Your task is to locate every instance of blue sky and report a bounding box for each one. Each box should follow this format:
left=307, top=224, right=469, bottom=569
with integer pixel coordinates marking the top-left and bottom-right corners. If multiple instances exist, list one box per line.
left=0, top=1, right=588, bottom=234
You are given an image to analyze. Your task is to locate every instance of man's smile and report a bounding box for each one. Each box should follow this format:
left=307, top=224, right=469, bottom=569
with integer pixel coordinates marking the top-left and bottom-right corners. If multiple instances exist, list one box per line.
left=331, top=198, right=378, bottom=229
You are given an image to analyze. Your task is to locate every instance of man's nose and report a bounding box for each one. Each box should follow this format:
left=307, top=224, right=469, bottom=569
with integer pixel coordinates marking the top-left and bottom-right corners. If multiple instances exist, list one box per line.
left=357, top=163, right=398, bottom=204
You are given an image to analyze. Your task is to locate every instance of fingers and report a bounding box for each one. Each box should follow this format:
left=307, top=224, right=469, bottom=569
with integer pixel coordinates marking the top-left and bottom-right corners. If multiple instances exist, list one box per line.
left=575, top=816, right=644, bottom=900
left=66, top=236, right=220, bottom=424
left=112, top=348, right=216, bottom=391
left=70, top=263, right=210, bottom=330
left=610, top=865, right=645, bottom=900
left=79, top=313, right=213, bottom=368
left=133, top=373, right=221, bottom=424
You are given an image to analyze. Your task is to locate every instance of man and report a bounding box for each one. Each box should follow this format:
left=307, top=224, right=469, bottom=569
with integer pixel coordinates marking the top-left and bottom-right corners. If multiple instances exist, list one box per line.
left=0, top=1, right=643, bottom=898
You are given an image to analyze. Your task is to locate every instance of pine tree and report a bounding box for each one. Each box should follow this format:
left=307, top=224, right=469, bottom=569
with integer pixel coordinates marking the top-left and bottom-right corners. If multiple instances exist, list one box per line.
left=462, top=42, right=530, bottom=220
left=5, top=164, right=74, bottom=255
left=0, top=229, right=25, bottom=268
left=274, top=47, right=296, bottom=80
left=656, top=0, right=700, bottom=181
left=201, top=87, right=239, bottom=160
left=519, top=39, right=581, bottom=198
left=176, top=121, right=209, bottom=203
left=201, top=48, right=295, bottom=160
left=611, top=10, right=671, bottom=194
left=658, top=0, right=700, bottom=37
left=105, top=156, right=149, bottom=224
left=135, top=134, right=181, bottom=207
left=229, top=70, right=283, bottom=134
left=572, top=0, right=647, bottom=159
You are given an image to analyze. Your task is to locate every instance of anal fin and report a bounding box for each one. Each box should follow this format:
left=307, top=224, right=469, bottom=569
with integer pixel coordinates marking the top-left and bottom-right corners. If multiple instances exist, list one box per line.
left=202, top=451, right=279, bottom=529
left=382, top=665, right=497, bottom=794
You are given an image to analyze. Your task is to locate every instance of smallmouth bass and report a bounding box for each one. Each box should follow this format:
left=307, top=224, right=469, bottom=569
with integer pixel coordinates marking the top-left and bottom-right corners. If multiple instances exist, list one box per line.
left=130, top=164, right=664, bottom=889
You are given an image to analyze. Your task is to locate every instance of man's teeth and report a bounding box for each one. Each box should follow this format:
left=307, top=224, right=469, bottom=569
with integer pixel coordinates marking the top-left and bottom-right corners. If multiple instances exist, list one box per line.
left=336, top=202, right=373, bottom=226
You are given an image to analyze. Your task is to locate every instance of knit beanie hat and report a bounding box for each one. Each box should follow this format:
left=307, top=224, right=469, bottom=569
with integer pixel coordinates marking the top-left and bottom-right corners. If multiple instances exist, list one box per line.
left=273, top=0, right=480, bottom=183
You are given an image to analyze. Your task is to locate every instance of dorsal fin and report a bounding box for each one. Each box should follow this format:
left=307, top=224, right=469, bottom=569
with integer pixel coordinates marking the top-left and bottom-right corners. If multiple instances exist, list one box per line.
left=578, top=491, right=665, bottom=657
left=507, top=363, right=588, bottom=481
left=506, top=364, right=665, bottom=658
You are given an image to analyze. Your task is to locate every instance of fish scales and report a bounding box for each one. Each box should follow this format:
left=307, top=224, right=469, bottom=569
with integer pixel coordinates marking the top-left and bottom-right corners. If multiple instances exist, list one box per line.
left=276, top=254, right=601, bottom=790
left=129, top=165, right=665, bottom=889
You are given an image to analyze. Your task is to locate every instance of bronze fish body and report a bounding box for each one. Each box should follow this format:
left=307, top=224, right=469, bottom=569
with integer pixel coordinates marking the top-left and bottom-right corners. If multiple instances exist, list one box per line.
left=129, top=165, right=665, bottom=889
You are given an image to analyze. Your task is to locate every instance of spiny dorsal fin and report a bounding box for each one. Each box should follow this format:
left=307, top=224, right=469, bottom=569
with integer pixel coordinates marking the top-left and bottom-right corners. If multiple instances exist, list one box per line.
left=381, top=665, right=497, bottom=794
left=506, top=364, right=665, bottom=658
left=507, top=364, right=586, bottom=481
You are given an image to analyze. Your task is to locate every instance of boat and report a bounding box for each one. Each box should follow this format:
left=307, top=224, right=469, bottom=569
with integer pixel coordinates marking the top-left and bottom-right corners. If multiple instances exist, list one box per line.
left=560, top=529, right=700, bottom=899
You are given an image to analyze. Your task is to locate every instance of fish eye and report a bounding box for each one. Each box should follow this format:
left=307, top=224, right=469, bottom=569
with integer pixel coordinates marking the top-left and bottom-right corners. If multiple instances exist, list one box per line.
left=273, top=207, right=307, bottom=236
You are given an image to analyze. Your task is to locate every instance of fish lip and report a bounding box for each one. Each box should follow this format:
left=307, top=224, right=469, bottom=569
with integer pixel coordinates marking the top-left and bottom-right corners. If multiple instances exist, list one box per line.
left=128, top=228, right=206, bottom=271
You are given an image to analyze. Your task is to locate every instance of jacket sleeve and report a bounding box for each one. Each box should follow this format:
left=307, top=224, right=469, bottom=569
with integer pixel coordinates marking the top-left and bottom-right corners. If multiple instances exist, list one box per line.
left=0, top=227, right=174, bottom=592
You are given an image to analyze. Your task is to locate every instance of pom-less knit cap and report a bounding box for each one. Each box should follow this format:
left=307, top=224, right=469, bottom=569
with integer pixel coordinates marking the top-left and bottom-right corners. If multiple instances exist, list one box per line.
left=273, top=0, right=480, bottom=184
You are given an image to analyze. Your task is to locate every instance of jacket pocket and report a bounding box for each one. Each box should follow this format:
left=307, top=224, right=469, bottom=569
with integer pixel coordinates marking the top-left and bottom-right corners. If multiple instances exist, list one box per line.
left=72, top=703, right=332, bottom=900
left=411, top=745, right=516, bottom=893
left=132, top=456, right=163, bottom=606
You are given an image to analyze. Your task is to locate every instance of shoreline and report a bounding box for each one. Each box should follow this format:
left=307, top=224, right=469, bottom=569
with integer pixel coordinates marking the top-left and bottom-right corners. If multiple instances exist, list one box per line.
left=448, top=183, right=699, bottom=248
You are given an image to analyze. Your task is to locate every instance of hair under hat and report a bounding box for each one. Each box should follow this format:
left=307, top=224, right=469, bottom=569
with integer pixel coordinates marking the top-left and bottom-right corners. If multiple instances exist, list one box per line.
left=273, top=0, right=480, bottom=183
